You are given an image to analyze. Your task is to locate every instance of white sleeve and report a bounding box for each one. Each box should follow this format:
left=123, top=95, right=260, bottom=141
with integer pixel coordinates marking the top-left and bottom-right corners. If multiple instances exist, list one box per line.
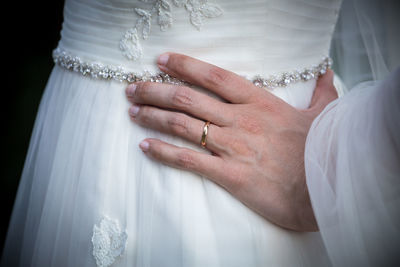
left=305, top=68, right=400, bottom=267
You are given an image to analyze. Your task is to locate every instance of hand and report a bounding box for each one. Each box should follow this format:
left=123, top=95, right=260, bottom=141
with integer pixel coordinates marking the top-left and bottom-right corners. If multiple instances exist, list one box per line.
left=125, top=53, right=338, bottom=231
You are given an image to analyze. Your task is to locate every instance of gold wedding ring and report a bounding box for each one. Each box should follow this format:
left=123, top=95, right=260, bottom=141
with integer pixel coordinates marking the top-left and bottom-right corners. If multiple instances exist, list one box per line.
left=201, top=121, right=211, bottom=148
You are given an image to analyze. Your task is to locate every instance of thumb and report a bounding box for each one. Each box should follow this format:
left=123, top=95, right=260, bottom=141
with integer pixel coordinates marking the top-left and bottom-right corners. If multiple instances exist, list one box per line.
left=307, top=69, right=338, bottom=117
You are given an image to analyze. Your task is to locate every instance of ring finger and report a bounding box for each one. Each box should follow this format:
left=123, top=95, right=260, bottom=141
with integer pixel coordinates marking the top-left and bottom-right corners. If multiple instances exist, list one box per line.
left=129, top=104, right=229, bottom=155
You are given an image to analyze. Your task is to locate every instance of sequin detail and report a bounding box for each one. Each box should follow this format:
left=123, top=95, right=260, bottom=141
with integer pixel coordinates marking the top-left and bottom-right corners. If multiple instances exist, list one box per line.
left=92, top=216, right=128, bottom=267
left=53, top=48, right=332, bottom=89
left=119, top=0, right=223, bottom=61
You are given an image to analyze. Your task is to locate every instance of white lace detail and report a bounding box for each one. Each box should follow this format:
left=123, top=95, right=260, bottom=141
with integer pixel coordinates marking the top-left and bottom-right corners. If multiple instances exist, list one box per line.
left=92, top=216, right=128, bottom=267
left=119, top=0, right=223, bottom=61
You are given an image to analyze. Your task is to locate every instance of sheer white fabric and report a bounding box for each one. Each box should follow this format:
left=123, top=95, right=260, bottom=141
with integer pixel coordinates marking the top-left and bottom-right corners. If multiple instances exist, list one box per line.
left=2, top=0, right=344, bottom=266
left=305, top=1, right=400, bottom=266
left=305, top=68, right=400, bottom=266
left=330, top=0, right=400, bottom=88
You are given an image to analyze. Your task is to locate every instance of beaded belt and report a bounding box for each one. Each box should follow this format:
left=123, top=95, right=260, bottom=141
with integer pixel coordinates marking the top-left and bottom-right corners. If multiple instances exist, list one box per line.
left=52, top=48, right=332, bottom=89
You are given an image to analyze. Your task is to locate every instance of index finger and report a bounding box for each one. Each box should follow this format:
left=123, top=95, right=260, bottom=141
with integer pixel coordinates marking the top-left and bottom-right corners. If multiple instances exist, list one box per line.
left=157, top=53, right=262, bottom=104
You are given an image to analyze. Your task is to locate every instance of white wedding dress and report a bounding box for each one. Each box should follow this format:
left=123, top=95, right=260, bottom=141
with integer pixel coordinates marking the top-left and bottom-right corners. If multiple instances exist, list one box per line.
left=2, top=0, right=343, bottom=266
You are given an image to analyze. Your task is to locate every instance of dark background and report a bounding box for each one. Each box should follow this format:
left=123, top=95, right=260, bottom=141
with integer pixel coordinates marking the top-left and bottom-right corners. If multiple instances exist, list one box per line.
left=1, top=1, right=65, bottom=254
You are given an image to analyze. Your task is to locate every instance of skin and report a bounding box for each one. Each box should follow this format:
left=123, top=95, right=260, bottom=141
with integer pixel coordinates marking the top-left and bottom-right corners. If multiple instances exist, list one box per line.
left=125, top=53, right=338, bottom=232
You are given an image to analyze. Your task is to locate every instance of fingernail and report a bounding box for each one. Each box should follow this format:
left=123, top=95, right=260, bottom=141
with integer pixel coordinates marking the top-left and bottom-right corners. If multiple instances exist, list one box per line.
left=139, top=140, right=149, bottom=151
left=158, top=53, right=170, bottom=66
left=126, top=84, right=137, bottom=96
left=129, top=105, right=140, bottom=116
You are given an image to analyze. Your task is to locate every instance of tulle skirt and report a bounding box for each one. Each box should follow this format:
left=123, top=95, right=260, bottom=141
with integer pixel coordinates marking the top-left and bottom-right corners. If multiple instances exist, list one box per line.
left=2, top=66, right=332, bottom=267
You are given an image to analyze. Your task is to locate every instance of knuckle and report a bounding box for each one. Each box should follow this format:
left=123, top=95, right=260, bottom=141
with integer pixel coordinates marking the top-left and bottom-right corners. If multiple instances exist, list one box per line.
left=138, top=106, right=155, bottom=124
left=176, top=150, right=196, bottom=170
left=226, top=137, right=251, bottom=156
left=149, top=143, right=162, bottom=160
left=135, top=82, right=152, bottom=100
left=169, top=54, right=188, bottom=72
left=168, top=114, right=190, bottom=136
left=171, top=87, right=194, bottom=109
left=236, top=113, right=263, bottom=135
left=228, top=168, right=247, bottom=193
left=206, top=67, right=232, bottom=87
left=256, top=98, right=279, bottom=113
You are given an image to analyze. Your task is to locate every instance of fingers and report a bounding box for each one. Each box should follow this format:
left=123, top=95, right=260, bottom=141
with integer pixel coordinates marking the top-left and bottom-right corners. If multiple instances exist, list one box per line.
left=138, top=138, right=232, bottom=189
left=126, top=81, right=233, bottom=126
left=307, top=69, right=338, bottom=116
left=129, top=104, right=229, bottom=155
left=157, top=53, right=262, bottom=104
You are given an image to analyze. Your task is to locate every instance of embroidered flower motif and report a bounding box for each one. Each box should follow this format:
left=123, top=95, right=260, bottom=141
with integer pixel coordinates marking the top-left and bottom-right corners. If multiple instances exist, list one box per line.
left=92, top=216, right=128, bottom=267
left=185, top=0, right=223, bottom=30
left=135, top=8, right=152, bottom=38
left=120, top=28, right=143, bottom=61
left=119, top=0, right=223, bottom=61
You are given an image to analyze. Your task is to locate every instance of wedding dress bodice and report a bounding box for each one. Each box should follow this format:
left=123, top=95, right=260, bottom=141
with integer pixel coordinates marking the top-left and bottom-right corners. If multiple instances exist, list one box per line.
left=58, top=0, right=341, bottom=77
left=2, top=1, right=347, bottom=266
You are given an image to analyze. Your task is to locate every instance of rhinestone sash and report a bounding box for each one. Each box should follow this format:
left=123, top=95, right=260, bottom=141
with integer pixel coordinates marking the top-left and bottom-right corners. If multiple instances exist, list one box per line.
left=52, top=48, right=332, bottom=89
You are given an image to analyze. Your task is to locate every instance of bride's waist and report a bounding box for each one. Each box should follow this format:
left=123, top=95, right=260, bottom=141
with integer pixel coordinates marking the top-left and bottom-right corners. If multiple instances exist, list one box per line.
left=60, top=0, right=336, bottom=76
left=53, top=46, right=331, bottom=110
left=54, top=46, right=331, bottom=89
left=60, top=13, right=331, bottom=76
left=58, top=37, right=330, bottom=78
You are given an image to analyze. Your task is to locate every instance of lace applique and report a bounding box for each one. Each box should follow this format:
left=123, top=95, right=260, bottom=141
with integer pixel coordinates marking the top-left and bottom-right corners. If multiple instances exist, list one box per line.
left=92, top=216, right=128, bottom=267
left=120, top=0, right=223, bottom=61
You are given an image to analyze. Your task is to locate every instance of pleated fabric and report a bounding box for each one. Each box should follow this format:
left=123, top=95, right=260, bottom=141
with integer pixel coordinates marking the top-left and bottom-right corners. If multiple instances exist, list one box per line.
left=59, top=0, right=341, bottom=76
left=2, top=0, right=343, bottom=266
